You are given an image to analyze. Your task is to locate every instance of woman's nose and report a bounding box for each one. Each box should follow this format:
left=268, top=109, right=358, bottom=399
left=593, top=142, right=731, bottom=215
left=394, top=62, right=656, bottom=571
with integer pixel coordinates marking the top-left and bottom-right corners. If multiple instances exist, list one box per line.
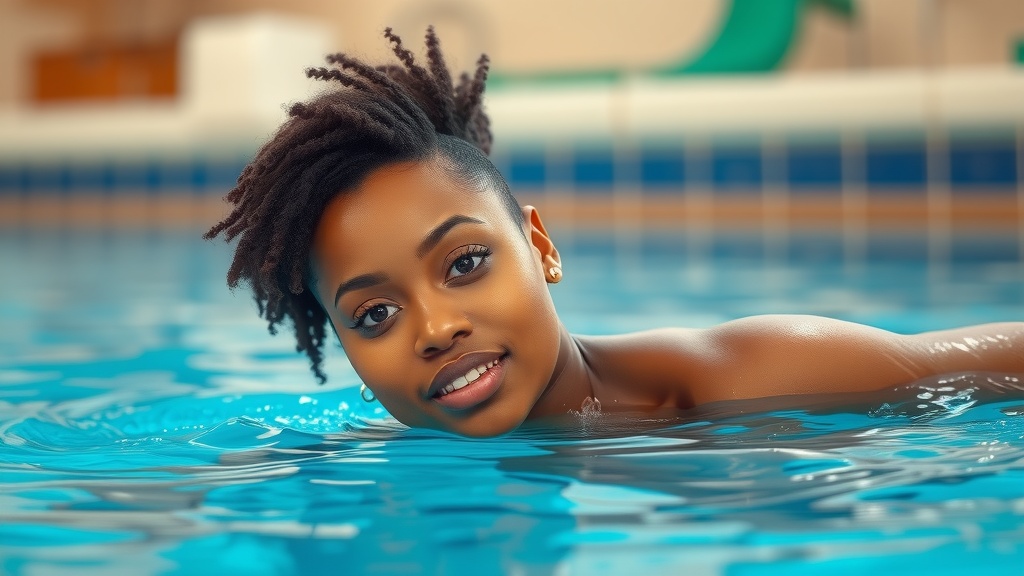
left=413, top=295, right=473, bottom=357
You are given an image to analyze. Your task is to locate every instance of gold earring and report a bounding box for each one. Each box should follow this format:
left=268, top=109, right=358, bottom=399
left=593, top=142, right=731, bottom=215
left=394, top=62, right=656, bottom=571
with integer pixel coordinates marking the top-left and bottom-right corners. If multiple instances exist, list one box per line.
left=548, top=266, right=562, bottom=283
left=360, top=384, right=376, bottom=403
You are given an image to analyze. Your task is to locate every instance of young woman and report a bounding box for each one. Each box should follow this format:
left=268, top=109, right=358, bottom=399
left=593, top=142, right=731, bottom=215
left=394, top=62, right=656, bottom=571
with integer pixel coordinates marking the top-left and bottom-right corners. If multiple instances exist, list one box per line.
left=205, top=28, right=1023, bottom=437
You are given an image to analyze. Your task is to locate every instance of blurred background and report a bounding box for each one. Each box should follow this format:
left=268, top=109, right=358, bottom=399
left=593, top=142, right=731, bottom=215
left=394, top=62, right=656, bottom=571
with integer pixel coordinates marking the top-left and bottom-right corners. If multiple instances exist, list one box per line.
left=3, top=5, right=1024, bottom=572
left=0, top=0, right=1021, bottom=262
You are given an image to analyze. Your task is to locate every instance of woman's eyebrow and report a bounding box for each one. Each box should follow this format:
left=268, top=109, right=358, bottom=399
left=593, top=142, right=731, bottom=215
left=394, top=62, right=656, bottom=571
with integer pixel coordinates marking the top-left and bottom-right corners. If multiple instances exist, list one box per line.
left=416, top=215, right=484, bottom=258
left=334, top=272, right=388, bottom=307
left=334, top=215, right=483, bottom=307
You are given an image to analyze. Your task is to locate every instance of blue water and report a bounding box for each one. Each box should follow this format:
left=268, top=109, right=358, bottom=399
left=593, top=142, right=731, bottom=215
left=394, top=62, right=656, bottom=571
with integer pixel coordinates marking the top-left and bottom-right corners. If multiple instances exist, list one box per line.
left=2, top=228, right=1023, bottom=575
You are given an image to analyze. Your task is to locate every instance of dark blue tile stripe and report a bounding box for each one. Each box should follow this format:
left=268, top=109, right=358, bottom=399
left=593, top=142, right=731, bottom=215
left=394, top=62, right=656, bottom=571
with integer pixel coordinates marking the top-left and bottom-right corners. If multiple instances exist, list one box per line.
left=711, top=147, right=762, bottom=190
left=503, top=150, right=546, bottom=189
left=573, top=148, right=616, bottom=192
left=865, top=142, right=928, bottom=187
left=639, top=145, right=686, bottom=189
left=0, top=156, right=251, bottom=196
left=949, top=140, right=1017, bottom=187
left=788, top=145, right=843, bottom=190
left=1, top=136, right=1018, bottom=196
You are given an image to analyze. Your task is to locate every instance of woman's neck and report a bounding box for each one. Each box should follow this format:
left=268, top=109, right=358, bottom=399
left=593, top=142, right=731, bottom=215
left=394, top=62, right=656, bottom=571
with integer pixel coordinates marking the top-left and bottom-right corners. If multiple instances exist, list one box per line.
left=527, top=326, right=600, bottom=418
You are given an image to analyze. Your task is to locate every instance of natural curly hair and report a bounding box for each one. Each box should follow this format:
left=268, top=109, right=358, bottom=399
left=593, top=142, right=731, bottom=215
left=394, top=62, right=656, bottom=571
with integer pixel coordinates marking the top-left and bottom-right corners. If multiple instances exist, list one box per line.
left=204, top=27, right=519, bottom=383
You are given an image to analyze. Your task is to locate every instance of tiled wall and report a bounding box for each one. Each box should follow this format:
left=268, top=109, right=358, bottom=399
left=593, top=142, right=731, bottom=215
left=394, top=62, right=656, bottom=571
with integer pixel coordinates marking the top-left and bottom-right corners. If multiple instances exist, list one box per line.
left=0, top=154, right=252, bottom=196
left=492, top=132, right=1020, bottom=193
left=2, top=133, right=1015, bottom=196
left=1, top=131, right=1016, bottom=197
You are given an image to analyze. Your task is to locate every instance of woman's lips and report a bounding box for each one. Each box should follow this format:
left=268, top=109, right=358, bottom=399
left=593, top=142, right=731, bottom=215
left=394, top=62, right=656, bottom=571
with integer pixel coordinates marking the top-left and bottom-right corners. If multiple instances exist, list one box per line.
left=431, top=354, right=507, bottom=411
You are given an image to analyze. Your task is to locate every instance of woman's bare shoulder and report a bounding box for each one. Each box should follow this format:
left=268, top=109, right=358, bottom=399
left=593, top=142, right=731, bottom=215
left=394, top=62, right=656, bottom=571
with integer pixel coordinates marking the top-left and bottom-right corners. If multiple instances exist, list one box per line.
left=578, top=316, right=1024, bottom=407
left=578, top=314, right=888, bottom=361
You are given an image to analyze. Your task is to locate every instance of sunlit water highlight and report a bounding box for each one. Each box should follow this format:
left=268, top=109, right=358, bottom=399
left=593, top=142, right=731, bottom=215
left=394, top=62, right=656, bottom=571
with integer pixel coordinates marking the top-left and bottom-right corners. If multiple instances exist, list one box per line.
left=1, top=229, right=1023, bottom=575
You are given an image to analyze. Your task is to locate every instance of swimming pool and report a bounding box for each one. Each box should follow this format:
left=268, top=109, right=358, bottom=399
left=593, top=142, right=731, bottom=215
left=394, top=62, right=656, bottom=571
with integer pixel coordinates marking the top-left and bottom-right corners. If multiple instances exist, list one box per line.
left=2, top=227, right=1023, bottom=575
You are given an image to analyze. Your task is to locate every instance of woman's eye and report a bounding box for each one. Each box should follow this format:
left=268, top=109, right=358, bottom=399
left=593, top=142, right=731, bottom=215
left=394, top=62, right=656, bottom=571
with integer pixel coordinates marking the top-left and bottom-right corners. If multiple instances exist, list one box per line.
left=442, top=243, right=489, bottom=282
left=445, top=246, right=491, bottom=282
left=355, top=303, right=400, bottom=329
left=450, top=254, right=484, bottom=277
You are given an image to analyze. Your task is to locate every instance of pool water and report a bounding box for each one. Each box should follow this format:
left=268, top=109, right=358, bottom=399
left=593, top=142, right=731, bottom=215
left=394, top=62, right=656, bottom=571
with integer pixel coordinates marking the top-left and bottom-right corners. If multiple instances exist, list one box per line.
left=2, top=229, right=1023, bottom=575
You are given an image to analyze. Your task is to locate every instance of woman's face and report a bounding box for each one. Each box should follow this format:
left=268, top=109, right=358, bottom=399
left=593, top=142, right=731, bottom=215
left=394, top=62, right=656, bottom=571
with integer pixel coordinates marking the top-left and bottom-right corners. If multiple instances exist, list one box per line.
left=309, top=155, right=564, bottom=437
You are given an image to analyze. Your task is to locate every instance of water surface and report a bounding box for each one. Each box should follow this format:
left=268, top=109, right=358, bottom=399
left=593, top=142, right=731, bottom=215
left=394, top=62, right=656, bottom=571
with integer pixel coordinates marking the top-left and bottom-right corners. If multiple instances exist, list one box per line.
left=2, top=229, right=1022, bottom=575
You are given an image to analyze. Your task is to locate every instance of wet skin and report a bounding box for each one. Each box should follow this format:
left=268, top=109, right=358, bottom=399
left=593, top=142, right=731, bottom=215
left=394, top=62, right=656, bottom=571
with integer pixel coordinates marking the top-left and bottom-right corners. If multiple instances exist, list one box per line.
left=310, top=154, right=1024, bottom=437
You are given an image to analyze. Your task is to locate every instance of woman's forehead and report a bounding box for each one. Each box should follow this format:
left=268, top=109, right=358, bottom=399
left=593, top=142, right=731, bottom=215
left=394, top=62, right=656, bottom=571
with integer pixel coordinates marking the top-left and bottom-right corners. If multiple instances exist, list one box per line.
left=368, top=157, right=502, bottom=214
left=313, top=159, right=508, bottom=258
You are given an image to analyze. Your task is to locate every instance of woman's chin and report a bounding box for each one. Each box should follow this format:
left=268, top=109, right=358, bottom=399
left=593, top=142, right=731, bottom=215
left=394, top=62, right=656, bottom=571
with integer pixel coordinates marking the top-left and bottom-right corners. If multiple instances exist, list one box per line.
left=422, top=409, right=529, bottom=438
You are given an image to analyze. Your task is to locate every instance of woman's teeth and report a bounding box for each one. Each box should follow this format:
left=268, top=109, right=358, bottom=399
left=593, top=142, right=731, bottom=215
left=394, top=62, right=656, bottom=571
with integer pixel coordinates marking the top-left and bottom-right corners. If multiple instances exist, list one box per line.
left=437, top=359, right=498, bottom=397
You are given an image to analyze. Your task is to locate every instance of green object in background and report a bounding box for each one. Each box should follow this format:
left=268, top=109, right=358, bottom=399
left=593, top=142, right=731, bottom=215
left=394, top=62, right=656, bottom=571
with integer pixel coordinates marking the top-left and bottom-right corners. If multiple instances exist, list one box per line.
left=812, top=0, right=856, bottom=18
left=659, top=0, right=855, bottom=75
left=1016, top=38, right=1024, bottom=64
left=658, top=0, right=803, bottom=75
left=489, top=0, right=857, bottom=87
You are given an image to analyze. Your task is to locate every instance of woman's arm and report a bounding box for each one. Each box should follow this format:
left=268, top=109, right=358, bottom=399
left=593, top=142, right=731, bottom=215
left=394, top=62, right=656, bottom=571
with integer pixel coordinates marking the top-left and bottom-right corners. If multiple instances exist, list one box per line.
left=688, top=315, right=1024, bottom=405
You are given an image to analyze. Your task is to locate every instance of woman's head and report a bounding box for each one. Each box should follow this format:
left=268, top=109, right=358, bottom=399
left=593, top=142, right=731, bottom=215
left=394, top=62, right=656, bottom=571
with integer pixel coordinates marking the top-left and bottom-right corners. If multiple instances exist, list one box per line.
left=205, top=28, right=566, bottom=436
left=310, top=154, right=564, bottom=436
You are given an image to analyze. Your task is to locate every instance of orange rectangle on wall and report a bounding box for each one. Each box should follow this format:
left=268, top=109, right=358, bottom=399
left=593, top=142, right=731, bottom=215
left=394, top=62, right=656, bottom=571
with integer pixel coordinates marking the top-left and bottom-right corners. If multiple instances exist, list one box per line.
left=32, top=40, right=178, bottom=103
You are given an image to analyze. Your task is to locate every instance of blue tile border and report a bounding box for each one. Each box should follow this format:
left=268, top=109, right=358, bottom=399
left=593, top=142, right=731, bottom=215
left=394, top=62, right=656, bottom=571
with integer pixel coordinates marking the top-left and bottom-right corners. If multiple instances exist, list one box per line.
left=502, top=150, right=546, bottom=190
left=708, top=146, right=763, bottom=191
left=572, top=147, right=616, bottom=192
left=1, top=132, right=1019, bottom=196
left=787, top=144, right=843, bottom=192
left=0, top=155, right=252, bottom=196
left=865, top=141, right=928, bottom=188
left=949, top=138, right=1017, bottom=189
left=638, top=145, right=686, bottom=191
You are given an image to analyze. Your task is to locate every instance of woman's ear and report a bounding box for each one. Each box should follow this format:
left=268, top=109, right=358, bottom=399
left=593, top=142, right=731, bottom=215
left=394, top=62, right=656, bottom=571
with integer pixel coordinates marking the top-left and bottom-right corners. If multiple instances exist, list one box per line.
left=521, top=205, right=562, bottom=282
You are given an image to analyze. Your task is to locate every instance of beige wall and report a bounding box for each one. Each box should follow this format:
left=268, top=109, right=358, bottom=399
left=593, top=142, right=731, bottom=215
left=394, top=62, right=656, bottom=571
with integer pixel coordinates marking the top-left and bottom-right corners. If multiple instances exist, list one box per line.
left=0, top=0, right=80, bottom=105
left=190, top=0, right=1024, bottom=73
left=319, top=0, right=723, bottom=73
left=2, top=0, right=1023, bottom=107
left=941, top=0, right=1024, bottom=66
left=789, top=0, right=1024, bottom=72
left=786, top=3, right=858, bottom=71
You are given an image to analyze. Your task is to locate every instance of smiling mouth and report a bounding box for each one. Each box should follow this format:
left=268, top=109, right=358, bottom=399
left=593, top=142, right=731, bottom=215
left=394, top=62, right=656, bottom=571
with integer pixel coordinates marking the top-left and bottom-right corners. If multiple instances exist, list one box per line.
left=430, top=353, right=508, bottom=410
left=434, top=358, right=501, bottom=398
